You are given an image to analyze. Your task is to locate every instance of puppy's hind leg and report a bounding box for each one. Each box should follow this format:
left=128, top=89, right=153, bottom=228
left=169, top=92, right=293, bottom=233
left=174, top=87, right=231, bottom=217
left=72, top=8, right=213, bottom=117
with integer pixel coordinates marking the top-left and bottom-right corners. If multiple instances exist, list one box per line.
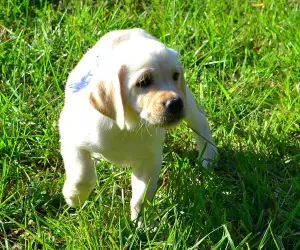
left=61, top=144, right=97, bottom=206
left=185, top=88, right=218, bottom=168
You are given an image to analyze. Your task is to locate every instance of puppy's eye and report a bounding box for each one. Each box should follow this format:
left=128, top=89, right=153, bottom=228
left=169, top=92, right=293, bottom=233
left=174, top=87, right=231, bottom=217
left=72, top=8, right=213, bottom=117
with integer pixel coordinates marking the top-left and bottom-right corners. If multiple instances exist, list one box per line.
left=137, top=73, right=152, bottom=88
left=173, top=72, right=180, bottom=81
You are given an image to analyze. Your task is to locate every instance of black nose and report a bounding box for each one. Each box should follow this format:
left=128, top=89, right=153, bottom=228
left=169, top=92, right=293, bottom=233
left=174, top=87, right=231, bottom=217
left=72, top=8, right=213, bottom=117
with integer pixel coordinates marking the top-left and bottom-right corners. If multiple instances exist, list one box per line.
left=165, top=97, right=183, bottom=114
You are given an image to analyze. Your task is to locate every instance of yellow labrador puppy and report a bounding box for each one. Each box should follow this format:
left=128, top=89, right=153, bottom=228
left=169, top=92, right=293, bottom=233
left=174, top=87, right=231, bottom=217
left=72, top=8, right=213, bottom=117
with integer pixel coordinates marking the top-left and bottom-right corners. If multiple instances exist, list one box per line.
left=59, top=28, right=218, bottom=221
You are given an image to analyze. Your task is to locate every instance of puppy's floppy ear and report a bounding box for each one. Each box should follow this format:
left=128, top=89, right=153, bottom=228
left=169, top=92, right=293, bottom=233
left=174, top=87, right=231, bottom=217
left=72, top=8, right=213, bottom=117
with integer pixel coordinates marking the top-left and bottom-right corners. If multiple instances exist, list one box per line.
left=89, top=66, right=125, bottom=129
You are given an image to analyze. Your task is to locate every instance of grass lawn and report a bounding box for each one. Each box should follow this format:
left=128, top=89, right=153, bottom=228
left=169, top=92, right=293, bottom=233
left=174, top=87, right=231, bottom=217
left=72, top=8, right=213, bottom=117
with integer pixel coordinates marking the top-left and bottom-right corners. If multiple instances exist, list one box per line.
left=1, top=0, right=299, bottom=249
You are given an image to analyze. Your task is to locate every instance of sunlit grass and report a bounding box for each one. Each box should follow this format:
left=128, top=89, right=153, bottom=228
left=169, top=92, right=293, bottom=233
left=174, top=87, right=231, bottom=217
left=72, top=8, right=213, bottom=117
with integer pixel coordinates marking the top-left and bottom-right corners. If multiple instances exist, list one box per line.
left=0, top=0, right=299, bottom=249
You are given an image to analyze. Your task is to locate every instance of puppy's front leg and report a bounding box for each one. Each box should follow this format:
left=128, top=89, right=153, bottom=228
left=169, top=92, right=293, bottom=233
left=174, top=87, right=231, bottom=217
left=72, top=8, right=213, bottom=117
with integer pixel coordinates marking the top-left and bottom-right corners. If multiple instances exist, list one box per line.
left=61, top=145, right=97, bottom=206
left=185, top=88, right=218, bottom=168
left=130, top=156, right=162, bottom=221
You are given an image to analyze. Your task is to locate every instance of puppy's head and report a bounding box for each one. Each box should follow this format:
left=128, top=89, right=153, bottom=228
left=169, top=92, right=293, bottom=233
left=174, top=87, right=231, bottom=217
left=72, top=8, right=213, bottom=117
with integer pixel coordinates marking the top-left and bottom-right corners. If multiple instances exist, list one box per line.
left=90, top=33, right=186, bottom=130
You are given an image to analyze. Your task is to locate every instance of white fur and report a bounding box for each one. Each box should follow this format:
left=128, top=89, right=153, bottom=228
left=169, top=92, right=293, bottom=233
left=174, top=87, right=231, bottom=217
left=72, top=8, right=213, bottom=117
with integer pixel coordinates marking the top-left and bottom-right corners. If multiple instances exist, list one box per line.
left=59, top=28, right=218, bottom=221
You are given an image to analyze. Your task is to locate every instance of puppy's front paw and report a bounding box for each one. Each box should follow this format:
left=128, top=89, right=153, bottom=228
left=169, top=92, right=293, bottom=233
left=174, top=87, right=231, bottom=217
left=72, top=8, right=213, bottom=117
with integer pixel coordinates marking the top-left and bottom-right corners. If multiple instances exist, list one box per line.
left=64, top=197, right=81, bottom=207
left=199, top=146, right=219, bottom=169
left=132, top=210, right=159, bottom=232
left=201, top=159, right=212, bottom=169
left=62, top=181, right=94, bottom=207
left=63, top=188, right=84, bottom=207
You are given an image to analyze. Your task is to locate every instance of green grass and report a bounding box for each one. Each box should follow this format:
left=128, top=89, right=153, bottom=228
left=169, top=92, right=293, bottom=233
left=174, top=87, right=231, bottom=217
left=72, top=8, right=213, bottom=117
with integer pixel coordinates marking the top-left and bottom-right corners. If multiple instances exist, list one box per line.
left=1, top=0, right=299, bottom=249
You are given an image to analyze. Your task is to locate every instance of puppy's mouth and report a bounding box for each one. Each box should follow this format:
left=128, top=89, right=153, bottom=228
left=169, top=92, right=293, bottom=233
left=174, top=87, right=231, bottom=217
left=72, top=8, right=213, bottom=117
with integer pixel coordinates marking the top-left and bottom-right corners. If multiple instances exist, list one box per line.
left=140, top=110, right=185, bottom=128
left=159, top=112, right=185, bottom=127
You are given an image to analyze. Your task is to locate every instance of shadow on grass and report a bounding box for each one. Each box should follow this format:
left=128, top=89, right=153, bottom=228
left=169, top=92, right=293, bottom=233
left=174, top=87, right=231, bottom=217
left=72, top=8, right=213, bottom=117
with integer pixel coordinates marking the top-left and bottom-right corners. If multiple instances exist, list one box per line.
left=152, top=136, right=299, bottom=249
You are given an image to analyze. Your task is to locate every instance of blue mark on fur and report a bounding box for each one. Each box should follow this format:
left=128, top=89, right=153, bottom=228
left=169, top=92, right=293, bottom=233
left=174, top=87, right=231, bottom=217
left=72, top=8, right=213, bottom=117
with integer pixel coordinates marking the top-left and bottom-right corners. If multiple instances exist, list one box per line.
left=69, top=71, right=93, bottom=93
